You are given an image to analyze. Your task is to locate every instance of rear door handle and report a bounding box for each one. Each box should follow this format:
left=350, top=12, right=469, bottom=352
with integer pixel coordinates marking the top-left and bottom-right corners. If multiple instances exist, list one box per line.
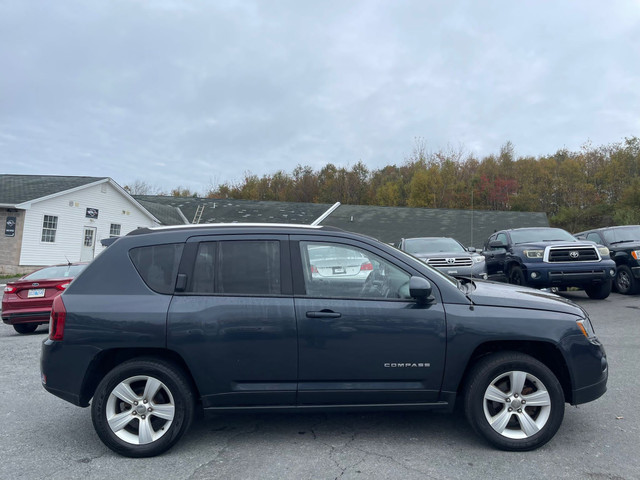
left=306, top=310, right=341, bottom=319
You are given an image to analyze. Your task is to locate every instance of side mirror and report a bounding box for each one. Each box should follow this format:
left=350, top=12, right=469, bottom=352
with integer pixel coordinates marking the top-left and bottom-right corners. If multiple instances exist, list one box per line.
left=409, top=276, right=435, bottom=304
left=489, top=240, right=507, bottom=249
left=467, top=247, right=477, bottom=252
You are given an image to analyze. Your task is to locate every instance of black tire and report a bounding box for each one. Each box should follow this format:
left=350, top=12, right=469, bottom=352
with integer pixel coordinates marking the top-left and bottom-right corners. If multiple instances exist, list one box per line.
left=13, top=323, right=38, bottom=334
left=585, top=280, right=612, bottom=300
left=614, top=265, right=638, bottom=295
left=91, top=358, right=195, bottom=458
left=508, top=266, right=527, bottom=287
left=464, top=352, right=565, bottom=451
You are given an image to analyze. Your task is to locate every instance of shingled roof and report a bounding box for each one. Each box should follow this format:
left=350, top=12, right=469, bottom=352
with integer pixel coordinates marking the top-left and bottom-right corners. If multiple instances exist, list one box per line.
left=136, top=199, right=189, bottom=226
left=0, top=175, right=106, bottom=205
left=132, top=196, right=330, bottom=225
left=133, top=195, right=549, bottom=248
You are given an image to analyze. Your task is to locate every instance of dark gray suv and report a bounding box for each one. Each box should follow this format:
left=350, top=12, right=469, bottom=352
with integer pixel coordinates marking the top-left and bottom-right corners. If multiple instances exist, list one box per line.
left=41, top=224, right=608, bottom=457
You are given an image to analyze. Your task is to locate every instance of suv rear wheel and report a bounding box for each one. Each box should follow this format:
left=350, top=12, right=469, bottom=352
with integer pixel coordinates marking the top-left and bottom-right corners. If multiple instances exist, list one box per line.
left=91, top=358, right=195, bottom=457
left=464, top=352, right=565, bottom=451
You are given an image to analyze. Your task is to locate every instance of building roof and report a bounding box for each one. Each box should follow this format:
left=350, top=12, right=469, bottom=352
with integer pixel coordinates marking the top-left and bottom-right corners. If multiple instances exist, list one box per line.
left=133, top=195, right=549, bottom=248
left=320, top=204, right=549, bottom=247
left=0, top=175, right=106, bottom=205
left=136, top=200, right=189, bottom=226
left=132, top=196, right=330, bottom=225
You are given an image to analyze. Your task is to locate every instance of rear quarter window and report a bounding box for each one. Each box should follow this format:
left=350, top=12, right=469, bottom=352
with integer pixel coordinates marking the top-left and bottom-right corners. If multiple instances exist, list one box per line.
left=129, top=243, right=184, bottom=294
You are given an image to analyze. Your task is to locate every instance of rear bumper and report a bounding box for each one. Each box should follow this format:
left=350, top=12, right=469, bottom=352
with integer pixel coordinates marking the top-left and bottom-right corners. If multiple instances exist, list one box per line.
left=2, top=309, right=51, bottom=325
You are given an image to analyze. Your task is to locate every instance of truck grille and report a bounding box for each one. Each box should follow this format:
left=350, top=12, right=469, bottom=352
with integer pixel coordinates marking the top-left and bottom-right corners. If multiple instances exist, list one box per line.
left=547, top=246, right=599, bottom=262
left=427, top=257, right=473, bottom=267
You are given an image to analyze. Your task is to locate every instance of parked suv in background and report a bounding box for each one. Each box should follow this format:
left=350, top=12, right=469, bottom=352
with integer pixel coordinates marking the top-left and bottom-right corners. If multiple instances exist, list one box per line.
left=397, top=237, right=487, bottom=279
left=574, top=225, right=640, bottom=295
left=482, top=227, right=616, bottom=299
left=41, top=224, right=607, bottom=457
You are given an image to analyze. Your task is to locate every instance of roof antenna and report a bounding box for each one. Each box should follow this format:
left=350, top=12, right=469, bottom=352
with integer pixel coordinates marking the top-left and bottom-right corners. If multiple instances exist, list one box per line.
left=64, top=255, right=72, bottom=266
left=311, top=202, right=341, bottom=226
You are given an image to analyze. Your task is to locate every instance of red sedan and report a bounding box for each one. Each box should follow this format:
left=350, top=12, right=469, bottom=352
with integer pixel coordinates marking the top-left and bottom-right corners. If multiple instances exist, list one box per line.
left=2, top=263, right=87, bottom=334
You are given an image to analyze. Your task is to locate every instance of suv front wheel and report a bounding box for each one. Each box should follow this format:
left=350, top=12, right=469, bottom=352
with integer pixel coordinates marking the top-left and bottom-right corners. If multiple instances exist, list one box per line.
left=464, top=352, right=565, bottom=451
left=91, top=358, right=195, bottom=458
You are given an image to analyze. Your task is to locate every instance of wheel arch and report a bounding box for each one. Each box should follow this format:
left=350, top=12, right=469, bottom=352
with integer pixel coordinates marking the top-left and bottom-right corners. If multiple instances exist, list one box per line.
left=456, top=340, right=573, bottom=404
left=79, top=348, right=200, bottom=407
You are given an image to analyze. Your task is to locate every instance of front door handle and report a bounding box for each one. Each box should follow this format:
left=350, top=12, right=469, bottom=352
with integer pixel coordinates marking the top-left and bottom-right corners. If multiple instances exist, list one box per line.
left=306, top=310, right=341, bottom=319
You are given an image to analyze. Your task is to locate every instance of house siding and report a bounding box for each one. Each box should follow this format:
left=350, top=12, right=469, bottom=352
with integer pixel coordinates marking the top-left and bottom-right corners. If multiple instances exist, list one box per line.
left=18, top=182, right=158, bottom=266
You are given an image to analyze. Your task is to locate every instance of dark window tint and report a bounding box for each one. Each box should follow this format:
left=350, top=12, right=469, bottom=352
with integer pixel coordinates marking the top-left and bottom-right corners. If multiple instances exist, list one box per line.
left=217, top=241, right=280, bottom=295
left=190, top=242, right=216, bottom=293
left=129, top=243, right=184, bottom=294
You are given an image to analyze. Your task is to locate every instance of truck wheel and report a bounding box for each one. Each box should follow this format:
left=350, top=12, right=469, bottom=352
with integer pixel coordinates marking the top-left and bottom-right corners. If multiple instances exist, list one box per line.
left=614, top=265, right=638, bottom=295
left=91, top=358, right=195, bottom=458
left=464, top=352, right=565, bottom=451
left=508, top=266, right=527, bottom=287
left=13, top=323, right=39, bottom=334
left=585, top=280, right=612, bottom=300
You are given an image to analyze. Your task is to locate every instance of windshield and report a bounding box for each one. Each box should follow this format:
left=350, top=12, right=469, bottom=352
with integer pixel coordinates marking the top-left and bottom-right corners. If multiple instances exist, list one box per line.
left=403, top=238, right=466, bottom=254
left=603, top=226, right=640, bottom=243
left=510, top=228, right=576, bottom=244
left=23, top=264, right=86, bottom=280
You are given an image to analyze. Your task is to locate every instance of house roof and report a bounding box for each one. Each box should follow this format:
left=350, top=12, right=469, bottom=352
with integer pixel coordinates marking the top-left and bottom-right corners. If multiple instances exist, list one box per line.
left=132, top=195, right=549, bottom=247
left=136, top=200, right=189, bottom=225
left=0, top=175, right=106, bottom=205
left=0, top=174, right=160, bottom=224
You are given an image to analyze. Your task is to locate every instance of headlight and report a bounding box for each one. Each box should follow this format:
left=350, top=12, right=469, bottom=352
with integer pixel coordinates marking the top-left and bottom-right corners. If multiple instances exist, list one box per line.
left=523, top=249, right=544, bottom=259
left=576, top=318, right=596, bottom=338
left=632, top=250, right=639, bottom=260
left=473, top=256, right=485, bottom=263
left=598, top=246, right=610, bottom=257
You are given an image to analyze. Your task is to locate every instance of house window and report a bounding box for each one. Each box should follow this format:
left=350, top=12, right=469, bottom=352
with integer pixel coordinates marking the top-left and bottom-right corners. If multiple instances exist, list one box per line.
left=110, top=224, right=121, bottom=237
left=41, top=215, right=58, bottom=243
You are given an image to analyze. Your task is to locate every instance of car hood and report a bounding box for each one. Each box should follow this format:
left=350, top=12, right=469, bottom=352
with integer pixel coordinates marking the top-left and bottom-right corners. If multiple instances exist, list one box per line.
left=610, top=241, right=640, bottom=250
left=466, top=280, right=585, bottom=316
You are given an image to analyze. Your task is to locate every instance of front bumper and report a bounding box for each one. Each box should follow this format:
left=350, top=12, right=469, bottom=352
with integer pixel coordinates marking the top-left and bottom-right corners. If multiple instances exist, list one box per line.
left=521, top=259, right=617, bottom=288
left=631, top=266, right=640, bottom=279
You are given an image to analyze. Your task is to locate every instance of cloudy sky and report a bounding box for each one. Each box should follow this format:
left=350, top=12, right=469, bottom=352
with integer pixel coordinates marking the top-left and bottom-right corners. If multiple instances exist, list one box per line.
left=1, top=0, right=639, bottom=193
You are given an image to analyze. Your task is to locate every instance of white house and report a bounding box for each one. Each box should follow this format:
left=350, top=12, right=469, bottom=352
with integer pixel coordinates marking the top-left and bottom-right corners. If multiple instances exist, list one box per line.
left=0, top=175, right=172, bottom=274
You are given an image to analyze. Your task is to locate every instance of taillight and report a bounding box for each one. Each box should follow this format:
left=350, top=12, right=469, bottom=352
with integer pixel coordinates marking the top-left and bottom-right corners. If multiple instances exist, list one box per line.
left=310, top=265, right=318, bottom=273
left=4, top=285, right=16, bottom=293
left=49, top=295, right=66, bottom=341
left=55, top=282, right=70, bottom=291
left=360, top=262, right=373, bottom=271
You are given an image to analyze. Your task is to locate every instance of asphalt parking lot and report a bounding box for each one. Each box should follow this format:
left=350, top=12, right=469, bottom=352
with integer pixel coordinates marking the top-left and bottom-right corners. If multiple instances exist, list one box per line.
left=1, top=290, right=639, bottom=480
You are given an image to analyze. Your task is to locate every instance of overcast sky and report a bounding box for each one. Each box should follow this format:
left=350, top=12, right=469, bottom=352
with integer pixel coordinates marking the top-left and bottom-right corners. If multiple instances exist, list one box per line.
left=1, top=0, right=639, bottom=194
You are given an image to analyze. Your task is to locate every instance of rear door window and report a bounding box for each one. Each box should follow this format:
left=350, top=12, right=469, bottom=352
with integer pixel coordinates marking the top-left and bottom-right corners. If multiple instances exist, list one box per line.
left=187, top=240, right=281, bottom=295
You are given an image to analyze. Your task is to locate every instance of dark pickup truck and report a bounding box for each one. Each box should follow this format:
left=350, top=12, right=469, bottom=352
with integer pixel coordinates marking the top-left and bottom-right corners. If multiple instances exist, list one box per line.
left=483, top=227, right=617, bottom=299
left=575, top=225, right=640, bottom=295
